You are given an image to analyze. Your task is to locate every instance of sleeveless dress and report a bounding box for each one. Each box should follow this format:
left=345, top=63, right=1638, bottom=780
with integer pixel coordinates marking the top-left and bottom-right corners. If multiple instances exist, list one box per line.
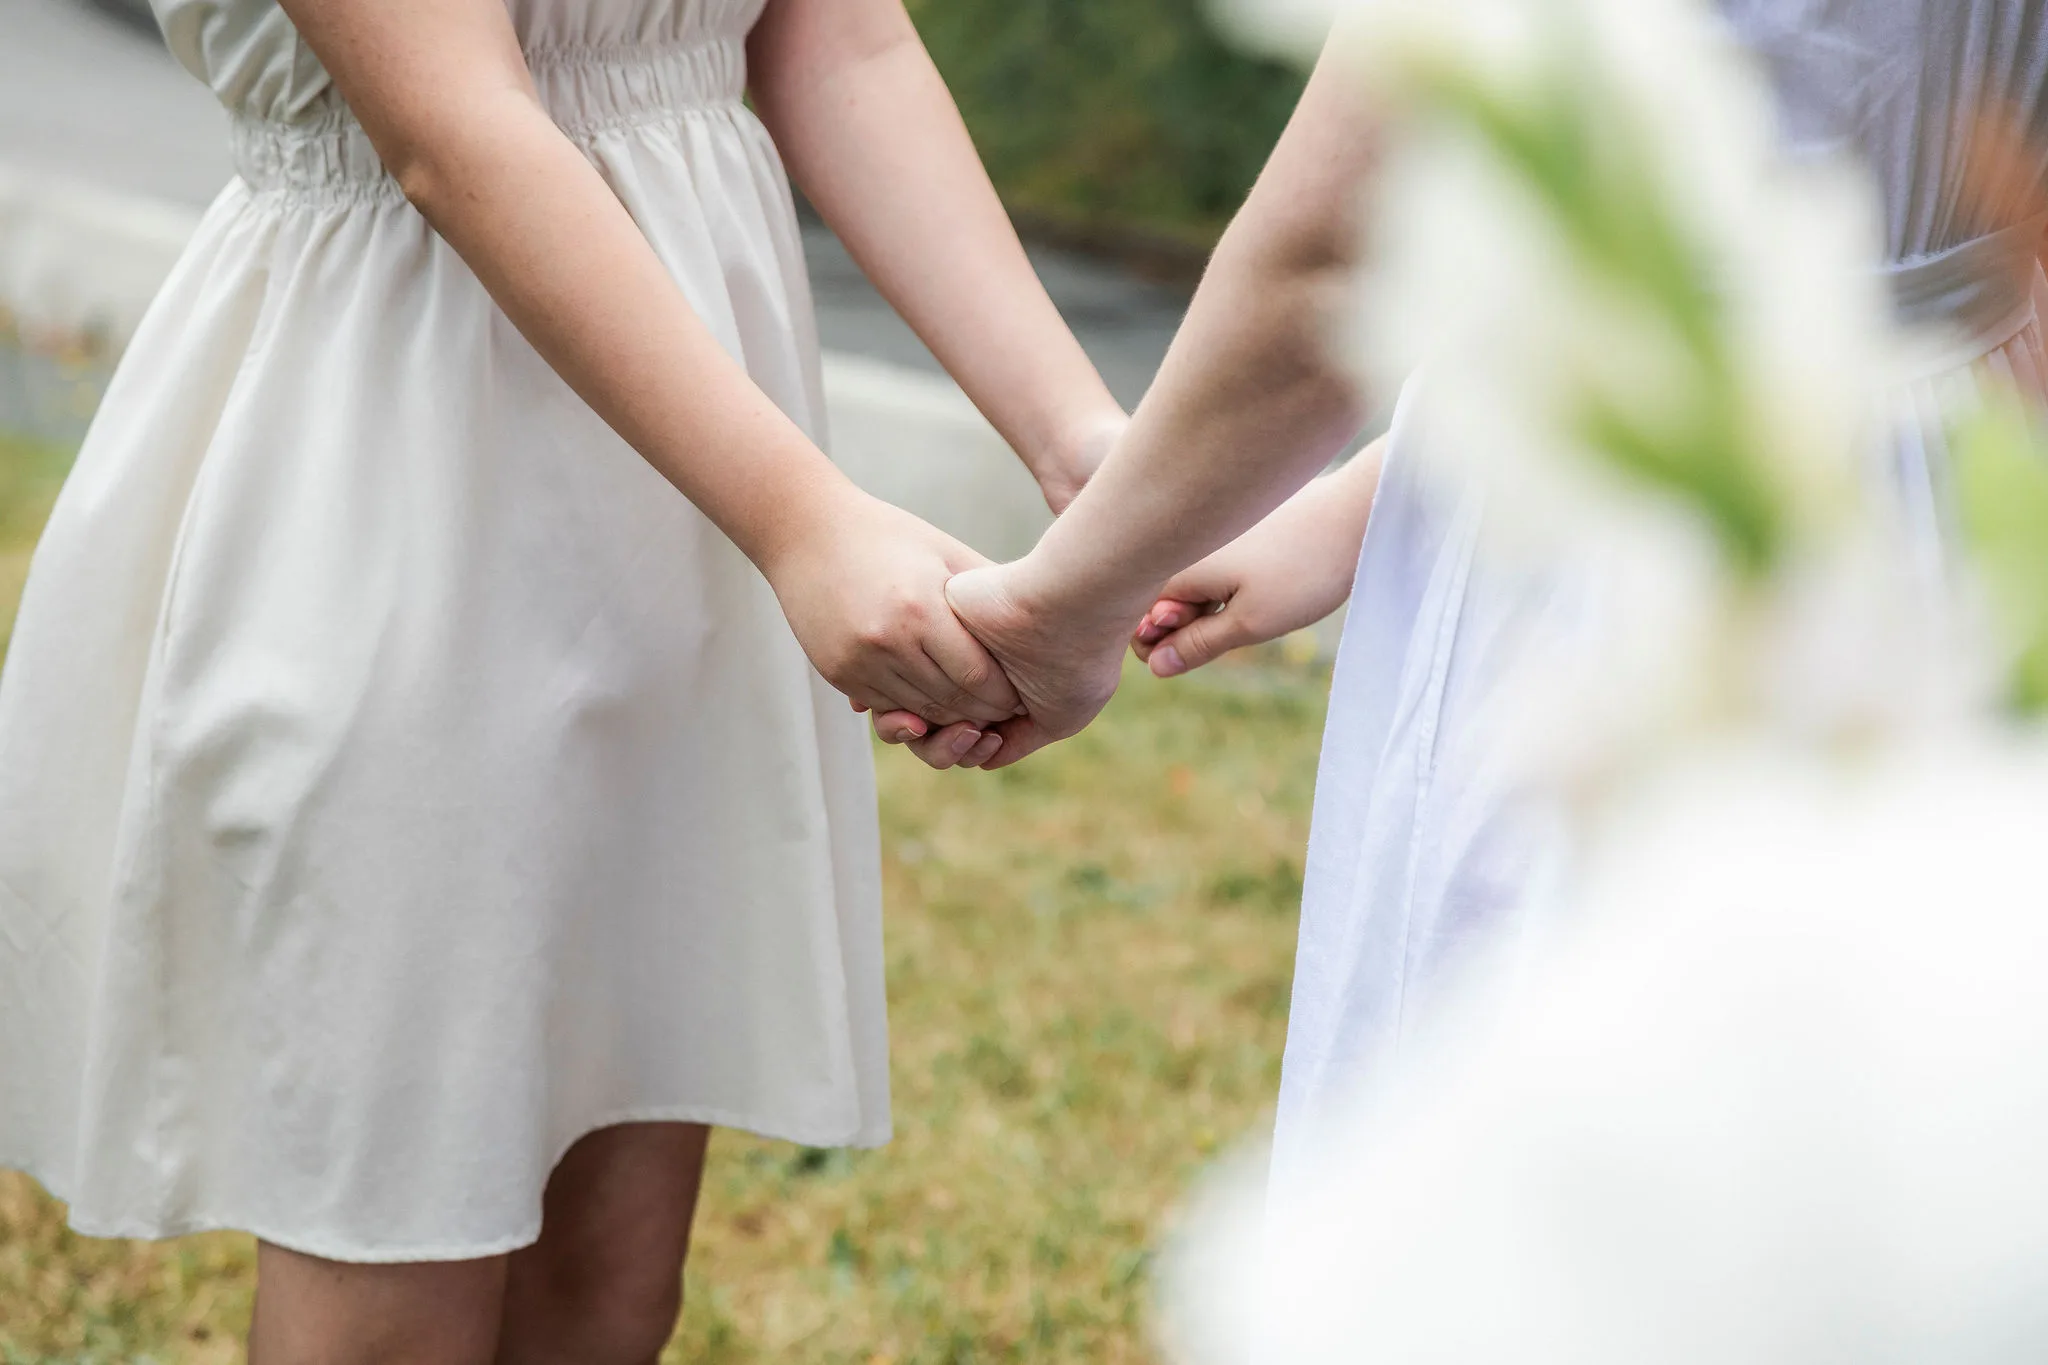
left=1277, top=0, right=2048, bottom=1181
left=0, top=0, right=891, bottom=1263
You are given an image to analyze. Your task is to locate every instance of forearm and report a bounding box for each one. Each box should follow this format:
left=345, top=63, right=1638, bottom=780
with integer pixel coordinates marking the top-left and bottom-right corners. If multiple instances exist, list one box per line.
left=1018, top=48, right=1379, bottom=622
left=1316, top=434, right=1387, bottom=543
left=287, top=0, right=859, bottom=575
left=749, top=0, right=1124, bottom=489
left=398, top=102, right=857, bottom=571
left=1048, top=259, right=1362, bottom=612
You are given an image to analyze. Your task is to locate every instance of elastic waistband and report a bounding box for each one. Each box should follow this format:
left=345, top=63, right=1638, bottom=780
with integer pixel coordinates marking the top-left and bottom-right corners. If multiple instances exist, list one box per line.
left=1884, top=213, right=2048, bottom=361
left=231, top=39, right=746, bottom=199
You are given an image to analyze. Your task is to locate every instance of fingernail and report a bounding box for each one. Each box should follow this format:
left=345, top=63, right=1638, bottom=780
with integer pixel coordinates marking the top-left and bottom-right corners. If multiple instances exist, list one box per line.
left=906, top=719, right=929, bottom=739
left=951, top=728, right=982, bottom=757
left=1153, top=645, right=1186, bottom=678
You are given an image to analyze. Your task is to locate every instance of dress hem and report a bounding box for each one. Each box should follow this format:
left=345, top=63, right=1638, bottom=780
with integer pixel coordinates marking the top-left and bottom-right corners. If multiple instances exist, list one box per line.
left=5, top=1101, right=892, bottom=1265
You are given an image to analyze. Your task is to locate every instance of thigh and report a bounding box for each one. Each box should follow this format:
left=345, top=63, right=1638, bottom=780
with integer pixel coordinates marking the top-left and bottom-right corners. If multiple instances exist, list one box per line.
left=250, top=1241, right=507, bottom=1365
left=497, top=1122, right=712, bottom=1360
left=516, top=1121, right=711, bottom=1280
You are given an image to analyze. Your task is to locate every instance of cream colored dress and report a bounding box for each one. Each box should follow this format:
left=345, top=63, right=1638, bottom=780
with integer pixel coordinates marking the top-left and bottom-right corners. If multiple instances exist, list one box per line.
left=0, top=0, right=891, bottom=1263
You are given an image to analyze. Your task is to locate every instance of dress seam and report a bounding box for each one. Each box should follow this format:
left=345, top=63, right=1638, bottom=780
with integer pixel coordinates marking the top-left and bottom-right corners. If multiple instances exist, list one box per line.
left=233, top=105, right=749, bottom=209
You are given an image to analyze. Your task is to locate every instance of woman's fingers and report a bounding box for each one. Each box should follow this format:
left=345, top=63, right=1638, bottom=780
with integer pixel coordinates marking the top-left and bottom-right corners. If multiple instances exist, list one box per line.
left=1146, top=606, right=1252, bottom=678
left=860, top=636, right=1011, bottom=728
left=870, top=708, right=929, bottom=744
left=956, top=730, right=1005, bottom=769
left=872, top=707, right=1002, bottom=771
left=870, top=708, right=990, bottom=770
left=1132, top=598, right=1209, bottom=657
left=901, top=721, right=987, bottom=770
left=916, top=625, right=1023, bottom=722
left=975, top=714, right=1051, bottom=771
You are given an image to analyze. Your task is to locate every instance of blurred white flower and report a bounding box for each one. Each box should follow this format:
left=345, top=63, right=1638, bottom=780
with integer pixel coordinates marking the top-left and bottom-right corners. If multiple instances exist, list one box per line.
left=1165, top=742, right=2048, bottom=1364
left=1307, top=0, right=1918, bottom=787
left=1164, top=3, right=2048, bottom=1363
left=1358, top=1, right=1888, bottom=568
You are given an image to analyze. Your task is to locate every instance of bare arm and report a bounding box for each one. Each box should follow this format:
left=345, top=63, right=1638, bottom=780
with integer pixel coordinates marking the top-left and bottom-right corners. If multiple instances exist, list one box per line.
left=277, top=0, right=1019, bottom=728
left=748, top=0, right=1127, bottom=509
left=901, top=42, right=1382, bottom=768
left=1014, top=43, right=1377, bottom=624
left=1132, top=435, right=1385, bottom=677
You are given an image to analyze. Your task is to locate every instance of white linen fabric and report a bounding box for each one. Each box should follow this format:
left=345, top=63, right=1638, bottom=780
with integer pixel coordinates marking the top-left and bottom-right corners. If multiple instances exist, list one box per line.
left=0, top=0, right=892, bottom=1263
left=1278, top=0, right=2048, bottom=1182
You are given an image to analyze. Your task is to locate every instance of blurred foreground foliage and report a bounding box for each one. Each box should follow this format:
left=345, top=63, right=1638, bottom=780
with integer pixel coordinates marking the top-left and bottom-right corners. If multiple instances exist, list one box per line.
left=1954, top=399, right=2048, bottom=716
left=908, top=0, right=1305, bottom=261
left=0, top=431, right=1327, bottom=1363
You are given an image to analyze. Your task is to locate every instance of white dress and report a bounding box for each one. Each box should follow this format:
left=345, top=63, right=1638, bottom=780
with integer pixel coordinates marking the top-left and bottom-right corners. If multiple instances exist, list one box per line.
left=0, top=0, right=891, bottom=1263
left=1278, top=0, right=2048, bottom=1182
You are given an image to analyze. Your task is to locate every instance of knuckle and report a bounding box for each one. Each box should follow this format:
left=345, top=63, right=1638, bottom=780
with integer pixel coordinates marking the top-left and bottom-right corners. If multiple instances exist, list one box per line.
left=952, top=660, right=994, bottom=695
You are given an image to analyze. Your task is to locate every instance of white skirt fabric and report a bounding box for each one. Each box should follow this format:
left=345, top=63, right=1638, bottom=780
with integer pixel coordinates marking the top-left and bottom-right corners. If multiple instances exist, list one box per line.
left=0, top=5, right=891, bottom=1263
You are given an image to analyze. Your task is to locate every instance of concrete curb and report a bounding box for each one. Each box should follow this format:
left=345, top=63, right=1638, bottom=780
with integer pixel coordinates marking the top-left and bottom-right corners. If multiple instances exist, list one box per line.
left=0, top=160, right=1053, bottom=561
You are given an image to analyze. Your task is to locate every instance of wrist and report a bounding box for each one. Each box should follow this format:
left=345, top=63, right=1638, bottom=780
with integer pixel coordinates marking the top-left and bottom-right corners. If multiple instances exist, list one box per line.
left=744, top=465, right=870, bottom=585
left=1007, top=533, right=1163, bottom=642
left=1026, top=407, right=1128, bottom=513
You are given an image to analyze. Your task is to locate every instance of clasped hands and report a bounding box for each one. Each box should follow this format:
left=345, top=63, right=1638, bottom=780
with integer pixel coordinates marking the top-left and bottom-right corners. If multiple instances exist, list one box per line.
left=770, top=434, right=1372, bottom=774
left=763, top=488, right=1149, bottom=774
left=863, top=554, right=1138, bottom=771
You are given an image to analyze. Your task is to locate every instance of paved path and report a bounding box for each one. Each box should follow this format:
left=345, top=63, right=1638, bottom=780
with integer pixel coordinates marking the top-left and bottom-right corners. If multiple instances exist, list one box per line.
left=0, top=0, right=1187, bottom=407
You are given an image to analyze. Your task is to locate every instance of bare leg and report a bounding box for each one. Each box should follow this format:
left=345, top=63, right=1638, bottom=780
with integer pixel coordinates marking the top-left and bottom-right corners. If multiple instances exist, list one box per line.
left=494, top=1121, right=713, bottom=1365
left=249, top=1243, right=507, bottom=1365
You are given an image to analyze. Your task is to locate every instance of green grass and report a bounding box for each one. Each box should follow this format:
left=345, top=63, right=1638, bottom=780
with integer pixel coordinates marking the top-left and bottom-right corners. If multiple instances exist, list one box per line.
left=0, top=436, right=1326, bottom=1362
left=0, top=432, right=67, bottom=658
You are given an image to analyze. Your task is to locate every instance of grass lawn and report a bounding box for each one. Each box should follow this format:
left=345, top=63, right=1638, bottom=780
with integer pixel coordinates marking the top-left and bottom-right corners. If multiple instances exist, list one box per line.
left=0, top=433, right=1327, bottom=1364
left=0, top=433, right=68, bottom=659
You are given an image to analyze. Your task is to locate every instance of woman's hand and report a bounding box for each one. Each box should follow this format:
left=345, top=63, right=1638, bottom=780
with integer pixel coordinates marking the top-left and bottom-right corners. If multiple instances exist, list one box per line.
left=873, top=556, right=1143, bottom=769
left=763, top=493, right=1024, bottom=726
left=1132, top=449, right=1382, bottom=677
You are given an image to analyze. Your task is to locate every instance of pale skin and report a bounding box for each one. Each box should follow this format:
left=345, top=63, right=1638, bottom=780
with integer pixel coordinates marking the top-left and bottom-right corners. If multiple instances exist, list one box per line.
left=1131, top=436, right=1384, bottom=678
left=250, top=0, right=1120, bottom=1357
left=878, top=41, right=1383, bottom=770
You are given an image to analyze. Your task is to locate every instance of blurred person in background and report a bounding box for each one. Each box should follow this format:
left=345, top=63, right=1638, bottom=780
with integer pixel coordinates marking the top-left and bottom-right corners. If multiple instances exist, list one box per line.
left=0, top=0, right=1131, bottom=1359
left=886, top=0, right=2048, bottom=1240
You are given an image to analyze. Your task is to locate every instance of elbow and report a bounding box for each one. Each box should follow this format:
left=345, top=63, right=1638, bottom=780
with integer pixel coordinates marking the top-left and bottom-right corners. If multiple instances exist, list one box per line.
left=362, top=87, right=542, bottom=222
left=357, top=111, right=460, bottom=222
left=390, top=149, right=446, bottom=219
left=1224, top=200, right=1362, bottom=287
left=1210, top=217, right=1363, bottom=364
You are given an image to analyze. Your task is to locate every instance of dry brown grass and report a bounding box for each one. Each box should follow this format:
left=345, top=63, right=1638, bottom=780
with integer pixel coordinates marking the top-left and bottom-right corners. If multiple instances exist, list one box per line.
left=0, top=434, right=1325, bottom=1363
